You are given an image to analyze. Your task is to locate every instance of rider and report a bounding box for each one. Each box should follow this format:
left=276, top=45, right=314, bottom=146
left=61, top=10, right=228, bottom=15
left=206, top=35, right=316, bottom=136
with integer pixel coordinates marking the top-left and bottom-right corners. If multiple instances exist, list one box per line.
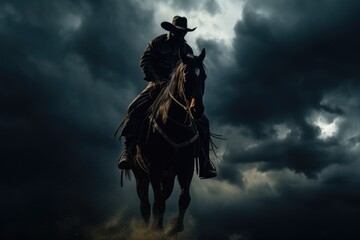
left=116, top=16, right=217, bottom=179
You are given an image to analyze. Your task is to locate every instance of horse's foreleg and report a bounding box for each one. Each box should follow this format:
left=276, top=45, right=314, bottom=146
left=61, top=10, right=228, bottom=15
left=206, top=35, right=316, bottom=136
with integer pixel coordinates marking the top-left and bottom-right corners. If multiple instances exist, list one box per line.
left=175, top=185, right=191, bottom=232
left=168, top=187, right=191, bottom=236
left=134, top=170, right=151, bottom=225
left=162, top=174, right=176, bottom=200
left=168, top=162, right=193, bottom=236
left=150, top=172, right=165, bottom=229
left=179, top=187, right=191, bottom=220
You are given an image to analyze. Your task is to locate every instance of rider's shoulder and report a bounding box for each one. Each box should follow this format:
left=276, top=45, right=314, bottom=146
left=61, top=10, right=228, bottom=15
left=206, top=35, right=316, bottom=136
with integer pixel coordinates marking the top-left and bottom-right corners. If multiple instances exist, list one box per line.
left=150, top=34, right=168, bottom=45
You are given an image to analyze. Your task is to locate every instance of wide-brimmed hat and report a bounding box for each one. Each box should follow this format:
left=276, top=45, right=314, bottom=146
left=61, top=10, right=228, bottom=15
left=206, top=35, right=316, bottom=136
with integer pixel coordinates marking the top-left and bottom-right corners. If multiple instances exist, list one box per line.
left=161, top=16, right=197, bottom=32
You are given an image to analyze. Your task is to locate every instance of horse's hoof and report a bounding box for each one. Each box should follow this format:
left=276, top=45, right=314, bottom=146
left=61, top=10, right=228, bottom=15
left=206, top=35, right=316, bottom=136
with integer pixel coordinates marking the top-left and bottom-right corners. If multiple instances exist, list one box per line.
left=167, top=219, right=184, bottom=236
left=151, top=223, right=163, bottom=231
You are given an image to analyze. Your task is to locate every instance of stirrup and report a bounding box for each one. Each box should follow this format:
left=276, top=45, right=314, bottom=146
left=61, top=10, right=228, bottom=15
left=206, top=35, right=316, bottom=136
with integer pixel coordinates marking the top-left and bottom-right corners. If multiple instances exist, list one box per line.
left=200, top=161, right=217, bottom=179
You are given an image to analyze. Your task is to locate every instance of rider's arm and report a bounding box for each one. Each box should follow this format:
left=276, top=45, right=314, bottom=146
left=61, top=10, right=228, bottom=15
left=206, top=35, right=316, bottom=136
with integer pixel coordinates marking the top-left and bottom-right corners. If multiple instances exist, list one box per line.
left=140, top=39, right=160, bottom=83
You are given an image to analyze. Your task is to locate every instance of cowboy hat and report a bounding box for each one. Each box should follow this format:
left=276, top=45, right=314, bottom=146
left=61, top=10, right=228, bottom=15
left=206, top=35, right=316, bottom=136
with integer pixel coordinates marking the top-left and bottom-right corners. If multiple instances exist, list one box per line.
left=161, top=16, right=197, bottom=32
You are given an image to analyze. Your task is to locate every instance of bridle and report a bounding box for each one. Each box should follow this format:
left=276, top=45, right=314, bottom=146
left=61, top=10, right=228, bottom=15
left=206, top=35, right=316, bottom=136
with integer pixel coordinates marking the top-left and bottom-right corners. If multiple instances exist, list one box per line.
left=169, top=92, right=195, bottom=113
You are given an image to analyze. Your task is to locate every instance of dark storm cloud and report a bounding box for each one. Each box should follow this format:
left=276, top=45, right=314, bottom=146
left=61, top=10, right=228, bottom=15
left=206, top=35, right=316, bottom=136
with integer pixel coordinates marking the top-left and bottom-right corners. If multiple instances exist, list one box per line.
left=196, top=37, right=228, bottom=69
left=225, top=137, right=351, bottom=179
left=189, top=1, right=360, bottom=239
left=217, top=162, right=246, bottom=185
left=203, top=0, right=221, bottom=15
left=200, top=0, right=360, bottom=176
left=210, top=0, right=360, bottom=128
left=1, top=0, right=155, bottom=239
left=149, top=0, right=360, bottom=238
left=191, top=163, right=360, bottom=240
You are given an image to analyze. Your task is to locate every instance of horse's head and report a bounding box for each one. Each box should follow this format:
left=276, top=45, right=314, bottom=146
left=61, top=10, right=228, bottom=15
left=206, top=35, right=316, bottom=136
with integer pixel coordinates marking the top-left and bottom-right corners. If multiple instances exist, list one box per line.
left=178, top=48, right=207, bottom=119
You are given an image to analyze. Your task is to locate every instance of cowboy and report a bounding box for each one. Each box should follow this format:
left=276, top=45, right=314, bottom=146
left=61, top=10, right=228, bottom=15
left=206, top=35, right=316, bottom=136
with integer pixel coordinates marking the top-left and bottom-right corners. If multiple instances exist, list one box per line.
left=117, top=16, right=217, bottom=179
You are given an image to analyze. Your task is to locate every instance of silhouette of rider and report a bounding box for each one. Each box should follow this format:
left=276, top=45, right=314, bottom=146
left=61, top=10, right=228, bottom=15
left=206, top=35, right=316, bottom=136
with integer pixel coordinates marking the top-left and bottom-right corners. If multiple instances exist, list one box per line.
left=117, top=16, right=217, bottom=179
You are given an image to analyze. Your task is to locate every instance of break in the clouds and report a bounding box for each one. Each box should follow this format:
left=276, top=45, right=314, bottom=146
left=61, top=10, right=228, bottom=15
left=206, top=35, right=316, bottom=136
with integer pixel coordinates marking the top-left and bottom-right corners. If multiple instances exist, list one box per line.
left=161, top=0, right=221, bottom=15
left=1, top=0, right=360, bottom=240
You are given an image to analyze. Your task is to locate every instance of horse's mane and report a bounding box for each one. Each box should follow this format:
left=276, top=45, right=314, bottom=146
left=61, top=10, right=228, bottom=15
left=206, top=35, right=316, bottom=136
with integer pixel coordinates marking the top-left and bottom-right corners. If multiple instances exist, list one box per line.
left=148, top=62, right=187, bottom=124
left=148, top=55, right=207, bottom=125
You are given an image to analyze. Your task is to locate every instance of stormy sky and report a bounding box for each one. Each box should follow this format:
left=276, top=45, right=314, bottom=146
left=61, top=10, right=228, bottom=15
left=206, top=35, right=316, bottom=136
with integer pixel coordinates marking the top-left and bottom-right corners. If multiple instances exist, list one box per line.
left=2, top=0, right=360, bottom=239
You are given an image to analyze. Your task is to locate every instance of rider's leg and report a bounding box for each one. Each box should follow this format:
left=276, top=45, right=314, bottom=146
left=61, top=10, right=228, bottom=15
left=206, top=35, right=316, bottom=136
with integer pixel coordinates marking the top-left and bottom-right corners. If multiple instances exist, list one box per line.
left=118, top=82, right=160, bottom=170
left=198, top=115, right=217, bottom=179
left=118, top=136, right=135, bottom=169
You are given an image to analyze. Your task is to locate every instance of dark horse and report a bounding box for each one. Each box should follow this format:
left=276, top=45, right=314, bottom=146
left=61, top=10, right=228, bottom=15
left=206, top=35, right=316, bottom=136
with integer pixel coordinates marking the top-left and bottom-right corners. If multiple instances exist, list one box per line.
left=130, top=48, right=207, bottom=235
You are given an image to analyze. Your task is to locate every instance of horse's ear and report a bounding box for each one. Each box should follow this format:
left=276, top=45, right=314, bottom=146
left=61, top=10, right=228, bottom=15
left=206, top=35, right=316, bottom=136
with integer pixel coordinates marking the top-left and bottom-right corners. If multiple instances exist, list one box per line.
left=199, top=48, right=206, bottom=62
left=179, top=48, right=188, bottom=64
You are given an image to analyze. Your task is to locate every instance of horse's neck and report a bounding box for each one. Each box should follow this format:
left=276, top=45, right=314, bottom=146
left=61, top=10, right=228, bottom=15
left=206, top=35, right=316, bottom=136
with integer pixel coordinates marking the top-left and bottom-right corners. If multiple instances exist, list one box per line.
left=167, top=95, right=190, bottom=124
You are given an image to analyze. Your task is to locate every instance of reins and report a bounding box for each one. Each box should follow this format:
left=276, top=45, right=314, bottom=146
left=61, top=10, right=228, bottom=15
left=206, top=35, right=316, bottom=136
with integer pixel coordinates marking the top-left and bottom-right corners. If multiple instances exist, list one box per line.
left=169, top=92, right=196, bottom=120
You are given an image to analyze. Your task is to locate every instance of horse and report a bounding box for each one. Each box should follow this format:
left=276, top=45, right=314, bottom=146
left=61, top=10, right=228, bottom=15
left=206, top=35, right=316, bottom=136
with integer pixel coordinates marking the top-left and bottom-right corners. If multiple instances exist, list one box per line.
left=130, top=48, right=207, bottom=236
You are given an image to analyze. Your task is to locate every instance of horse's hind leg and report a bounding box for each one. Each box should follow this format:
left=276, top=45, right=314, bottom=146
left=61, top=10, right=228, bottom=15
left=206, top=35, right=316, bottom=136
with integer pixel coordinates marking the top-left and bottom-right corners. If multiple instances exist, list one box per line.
left=134, top=170, right=151, bottom=225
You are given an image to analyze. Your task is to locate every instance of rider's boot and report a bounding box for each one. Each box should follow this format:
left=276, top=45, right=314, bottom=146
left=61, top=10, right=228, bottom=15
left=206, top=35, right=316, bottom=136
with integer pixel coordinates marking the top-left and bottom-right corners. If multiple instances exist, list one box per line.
left=197, top=116, right=217, bottom=179
left=118, top=137, right=133, bottom=169
left=199, top=147, right=217, bottom=179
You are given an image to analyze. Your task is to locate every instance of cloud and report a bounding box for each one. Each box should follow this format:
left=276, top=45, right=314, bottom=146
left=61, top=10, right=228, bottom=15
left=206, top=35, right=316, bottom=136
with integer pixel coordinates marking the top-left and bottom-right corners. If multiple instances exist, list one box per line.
left=165, top=0, right=222, bottom=15
left=208, top=0, right=360, bottom=127
left=188, top=0, right=360, bottom=238
left=200, top=0, right=360, bottom=176
left=189, top=161, right=360, bottom=240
